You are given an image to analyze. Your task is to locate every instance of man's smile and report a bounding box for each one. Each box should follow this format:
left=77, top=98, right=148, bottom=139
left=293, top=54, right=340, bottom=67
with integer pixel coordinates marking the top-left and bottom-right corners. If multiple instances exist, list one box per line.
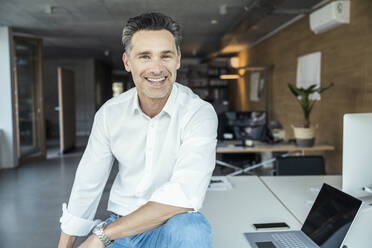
left=145, top=76, right=168, bottom=86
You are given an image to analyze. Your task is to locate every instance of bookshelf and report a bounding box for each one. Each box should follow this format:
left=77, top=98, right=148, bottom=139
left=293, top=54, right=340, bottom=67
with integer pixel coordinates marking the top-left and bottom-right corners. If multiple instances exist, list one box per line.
left=177, top=63, right=230, bottom=103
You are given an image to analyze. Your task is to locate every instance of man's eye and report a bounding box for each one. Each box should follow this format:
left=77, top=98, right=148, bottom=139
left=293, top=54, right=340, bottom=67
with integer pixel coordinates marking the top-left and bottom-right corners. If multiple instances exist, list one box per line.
left=140, top=55, right=150, bottom=59
left=162, top=55, right=172, bottom=59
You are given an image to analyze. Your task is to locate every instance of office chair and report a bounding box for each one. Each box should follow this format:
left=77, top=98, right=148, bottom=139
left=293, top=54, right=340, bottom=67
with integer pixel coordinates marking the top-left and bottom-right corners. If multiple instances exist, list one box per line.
left=274, top=156, right=326, bottom=175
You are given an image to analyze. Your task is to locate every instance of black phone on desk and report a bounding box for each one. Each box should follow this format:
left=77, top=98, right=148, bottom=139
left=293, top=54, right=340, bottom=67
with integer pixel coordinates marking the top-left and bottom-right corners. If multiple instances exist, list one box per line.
left=253, top=222, right=290, bottom=230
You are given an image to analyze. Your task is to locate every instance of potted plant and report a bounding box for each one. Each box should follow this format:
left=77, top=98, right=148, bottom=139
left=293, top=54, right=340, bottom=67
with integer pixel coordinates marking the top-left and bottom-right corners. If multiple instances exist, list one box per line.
left=288, top=83, right=334, bottom=147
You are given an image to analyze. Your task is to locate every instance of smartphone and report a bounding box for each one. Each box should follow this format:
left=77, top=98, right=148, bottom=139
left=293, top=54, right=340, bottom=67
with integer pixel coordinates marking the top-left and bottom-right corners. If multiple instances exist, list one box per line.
left=253, top=222, right=290, bottom=229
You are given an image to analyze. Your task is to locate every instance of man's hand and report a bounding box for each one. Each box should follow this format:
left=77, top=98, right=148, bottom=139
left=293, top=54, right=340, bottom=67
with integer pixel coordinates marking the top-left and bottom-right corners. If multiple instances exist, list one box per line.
left=58, top=231, right=77, bottom=248
left=77, top=235, right=105, bottom=248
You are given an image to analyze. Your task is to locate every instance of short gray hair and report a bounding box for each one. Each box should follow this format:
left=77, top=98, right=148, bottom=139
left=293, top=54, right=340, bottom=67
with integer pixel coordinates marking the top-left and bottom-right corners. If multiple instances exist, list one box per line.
left=122, top=12, right=182, bottom=55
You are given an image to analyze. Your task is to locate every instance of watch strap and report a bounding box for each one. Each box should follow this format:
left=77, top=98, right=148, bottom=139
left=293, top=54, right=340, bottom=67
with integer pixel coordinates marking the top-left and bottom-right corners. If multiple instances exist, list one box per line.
left=93, top=222, right=113, bottom=247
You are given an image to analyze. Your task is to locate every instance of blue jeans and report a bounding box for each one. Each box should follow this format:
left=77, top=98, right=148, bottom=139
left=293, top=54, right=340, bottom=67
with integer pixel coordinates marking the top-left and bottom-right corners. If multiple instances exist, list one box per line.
left=105, top=211, right=212, bottom=248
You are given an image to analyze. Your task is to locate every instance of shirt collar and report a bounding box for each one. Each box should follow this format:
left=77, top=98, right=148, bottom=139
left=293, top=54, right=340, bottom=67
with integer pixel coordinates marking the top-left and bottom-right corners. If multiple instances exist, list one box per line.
left=161, top=83, right=177, bottom=117
left=131, top=83, right=178, bottom=117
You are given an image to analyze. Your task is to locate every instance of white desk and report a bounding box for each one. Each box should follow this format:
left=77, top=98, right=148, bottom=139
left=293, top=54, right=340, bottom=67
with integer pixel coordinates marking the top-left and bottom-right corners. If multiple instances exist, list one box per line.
left=201, top=175, right=372, bottom=248
left=216, top=143, right=335, bottom=176
left=200, top=176, right=301, bottom=248
left=260, top=175, right=372, bottom=248
left=260, top=175, right=342, bottom=223
left=216, top=143, right=335, bottom=154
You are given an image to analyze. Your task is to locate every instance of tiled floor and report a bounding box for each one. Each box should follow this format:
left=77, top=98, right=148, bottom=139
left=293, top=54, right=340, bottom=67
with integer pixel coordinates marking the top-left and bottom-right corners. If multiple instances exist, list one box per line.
left=0, top=140, right=272, bottom=247
left=0, top=144, right=118, bottom=247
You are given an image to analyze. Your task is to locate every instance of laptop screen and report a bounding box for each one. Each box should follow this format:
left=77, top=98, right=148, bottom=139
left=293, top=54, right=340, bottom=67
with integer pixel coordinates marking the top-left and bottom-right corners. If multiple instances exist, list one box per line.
left=301, top=183, right=362, bottom=247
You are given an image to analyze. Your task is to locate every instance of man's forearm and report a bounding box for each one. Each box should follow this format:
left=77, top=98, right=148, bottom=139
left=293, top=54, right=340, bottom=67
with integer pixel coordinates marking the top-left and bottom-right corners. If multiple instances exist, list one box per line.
left=58, top=231, right=77, bottom=248
left=104, top=201, right=193, bottom=241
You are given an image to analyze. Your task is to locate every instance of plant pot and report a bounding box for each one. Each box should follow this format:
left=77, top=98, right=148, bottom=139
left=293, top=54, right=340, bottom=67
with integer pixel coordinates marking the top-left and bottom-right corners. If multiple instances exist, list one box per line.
left=291, top=125, right=316, bottom=147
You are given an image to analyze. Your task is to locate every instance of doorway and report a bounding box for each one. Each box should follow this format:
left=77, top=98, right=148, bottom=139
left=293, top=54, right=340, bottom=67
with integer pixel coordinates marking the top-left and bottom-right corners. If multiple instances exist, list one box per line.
left=13, top=36, right=46, bottom=163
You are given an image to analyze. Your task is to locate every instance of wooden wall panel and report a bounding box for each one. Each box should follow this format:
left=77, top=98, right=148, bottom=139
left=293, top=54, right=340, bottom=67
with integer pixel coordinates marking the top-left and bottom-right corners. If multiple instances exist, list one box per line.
left=237, top=0, right=372, bottom=174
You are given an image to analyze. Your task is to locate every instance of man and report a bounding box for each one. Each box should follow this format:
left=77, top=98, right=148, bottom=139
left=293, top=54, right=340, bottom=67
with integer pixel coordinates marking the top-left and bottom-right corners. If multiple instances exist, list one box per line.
left=58, top=12, right=217, bottom=248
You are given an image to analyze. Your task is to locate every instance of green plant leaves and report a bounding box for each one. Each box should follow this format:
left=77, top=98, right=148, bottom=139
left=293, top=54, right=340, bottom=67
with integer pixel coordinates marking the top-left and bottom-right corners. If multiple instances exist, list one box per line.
left=287, top=83, right=334, bottom=127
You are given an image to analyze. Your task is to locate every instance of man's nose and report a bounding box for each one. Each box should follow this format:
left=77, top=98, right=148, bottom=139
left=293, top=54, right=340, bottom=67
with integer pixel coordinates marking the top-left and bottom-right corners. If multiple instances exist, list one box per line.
left=148, top=58, right=165, bottom=74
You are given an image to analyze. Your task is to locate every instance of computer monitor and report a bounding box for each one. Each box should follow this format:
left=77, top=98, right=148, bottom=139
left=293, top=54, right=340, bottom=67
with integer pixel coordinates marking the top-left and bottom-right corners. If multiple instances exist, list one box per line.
left=218, top=111, right=268, bottom=142
left=342, top=113, right=372, bottom=198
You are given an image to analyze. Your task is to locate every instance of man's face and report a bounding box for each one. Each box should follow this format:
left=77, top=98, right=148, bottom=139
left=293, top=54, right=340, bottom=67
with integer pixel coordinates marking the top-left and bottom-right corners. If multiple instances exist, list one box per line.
left=122, top=30, right=181, bottom=100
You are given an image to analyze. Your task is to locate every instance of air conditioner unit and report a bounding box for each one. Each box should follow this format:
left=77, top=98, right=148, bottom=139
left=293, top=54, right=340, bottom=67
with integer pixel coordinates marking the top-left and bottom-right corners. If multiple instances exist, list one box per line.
left=310, top=1, right=350, bottom=34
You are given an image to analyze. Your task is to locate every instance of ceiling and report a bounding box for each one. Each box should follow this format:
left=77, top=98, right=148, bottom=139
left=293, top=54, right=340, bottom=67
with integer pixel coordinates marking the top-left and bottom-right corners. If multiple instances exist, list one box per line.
left=0, top=0, right=326, bottom=69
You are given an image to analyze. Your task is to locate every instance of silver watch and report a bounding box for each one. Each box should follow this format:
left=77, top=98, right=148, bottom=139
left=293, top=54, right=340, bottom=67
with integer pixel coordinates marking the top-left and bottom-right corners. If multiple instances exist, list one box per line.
left=92, top=221, right=113, bottom=247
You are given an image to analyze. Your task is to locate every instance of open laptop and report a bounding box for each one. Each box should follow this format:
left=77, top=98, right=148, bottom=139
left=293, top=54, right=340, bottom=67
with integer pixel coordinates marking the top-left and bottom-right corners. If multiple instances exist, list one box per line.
left=245, top=183, right=362, bottom=248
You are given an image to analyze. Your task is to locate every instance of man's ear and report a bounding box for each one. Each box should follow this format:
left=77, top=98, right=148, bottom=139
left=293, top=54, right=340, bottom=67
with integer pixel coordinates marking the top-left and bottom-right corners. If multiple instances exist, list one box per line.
left=122, top=53, right=131, bottom=72
left=176, top=50, right=181, bottom=70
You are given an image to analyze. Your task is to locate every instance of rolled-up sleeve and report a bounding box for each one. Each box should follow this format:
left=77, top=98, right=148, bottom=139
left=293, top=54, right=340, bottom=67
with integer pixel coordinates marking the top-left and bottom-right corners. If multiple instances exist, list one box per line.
left=149, top=103, right=217, bottom=210
left=60, top=106, right=114, bottom=236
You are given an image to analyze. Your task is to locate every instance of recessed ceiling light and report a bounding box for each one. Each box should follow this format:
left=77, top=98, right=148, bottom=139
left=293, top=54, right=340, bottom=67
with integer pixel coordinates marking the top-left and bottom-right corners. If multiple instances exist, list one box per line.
left=211, top=19, right=218, bottom=24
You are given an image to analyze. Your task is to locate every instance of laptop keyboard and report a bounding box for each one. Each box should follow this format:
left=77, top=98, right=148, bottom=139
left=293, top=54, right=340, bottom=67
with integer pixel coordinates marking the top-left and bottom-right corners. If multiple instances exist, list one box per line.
left=272, top=233, right=308, bottom=248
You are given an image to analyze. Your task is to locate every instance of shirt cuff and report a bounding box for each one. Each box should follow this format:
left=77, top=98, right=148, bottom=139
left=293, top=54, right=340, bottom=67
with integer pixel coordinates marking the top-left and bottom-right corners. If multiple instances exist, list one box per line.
left=59, top=203, right=101, bottom=236
left=149, top=182, right=200, bottom=211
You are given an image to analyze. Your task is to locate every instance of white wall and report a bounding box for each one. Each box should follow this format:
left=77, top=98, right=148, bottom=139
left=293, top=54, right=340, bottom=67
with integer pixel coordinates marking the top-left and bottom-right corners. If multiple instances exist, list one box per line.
left=0, top=27, right=17, bottom=169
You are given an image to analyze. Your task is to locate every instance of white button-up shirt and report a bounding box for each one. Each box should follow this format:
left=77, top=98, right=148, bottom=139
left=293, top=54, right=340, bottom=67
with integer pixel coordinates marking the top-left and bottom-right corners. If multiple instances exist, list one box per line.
left=60, top=83, right=218, bottom=236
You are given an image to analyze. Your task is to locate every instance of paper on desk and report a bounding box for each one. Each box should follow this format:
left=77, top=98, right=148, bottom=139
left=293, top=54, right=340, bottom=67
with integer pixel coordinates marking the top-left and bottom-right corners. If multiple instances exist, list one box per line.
left=208, top=176, right=233, bottom=191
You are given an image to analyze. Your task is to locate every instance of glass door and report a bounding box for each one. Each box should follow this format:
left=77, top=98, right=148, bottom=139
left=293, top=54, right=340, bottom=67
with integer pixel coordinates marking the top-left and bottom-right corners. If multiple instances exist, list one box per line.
left=13, top=36, right=46, bottom=162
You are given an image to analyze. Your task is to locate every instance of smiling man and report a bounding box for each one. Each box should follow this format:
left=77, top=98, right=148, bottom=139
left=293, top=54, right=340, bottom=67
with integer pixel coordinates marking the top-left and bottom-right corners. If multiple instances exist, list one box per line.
left=58, top=13, right=217, bottom=248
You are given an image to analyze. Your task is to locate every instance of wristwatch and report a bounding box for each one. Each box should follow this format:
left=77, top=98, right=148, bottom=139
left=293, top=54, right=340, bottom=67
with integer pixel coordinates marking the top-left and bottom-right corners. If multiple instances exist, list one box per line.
left=92, top=221, right=113, bottom=247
